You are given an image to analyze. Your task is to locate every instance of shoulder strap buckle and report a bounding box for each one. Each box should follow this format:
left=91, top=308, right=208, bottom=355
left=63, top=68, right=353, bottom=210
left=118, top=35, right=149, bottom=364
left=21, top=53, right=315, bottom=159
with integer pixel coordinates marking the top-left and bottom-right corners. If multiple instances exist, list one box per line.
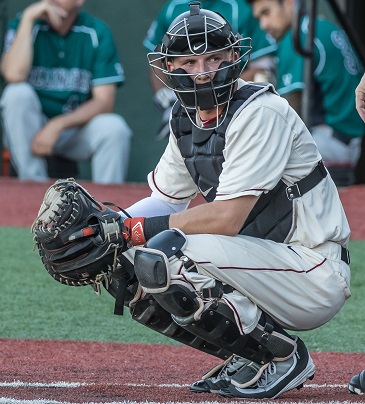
left=286, top=183, right=301, bottom=200
left=285, top=160, right=327, bottom=200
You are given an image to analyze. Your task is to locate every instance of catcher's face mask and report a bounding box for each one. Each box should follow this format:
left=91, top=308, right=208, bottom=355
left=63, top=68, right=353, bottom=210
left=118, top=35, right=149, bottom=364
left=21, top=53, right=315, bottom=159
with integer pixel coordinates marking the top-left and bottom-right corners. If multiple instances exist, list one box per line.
left=147, top=1, right=252, bottom=128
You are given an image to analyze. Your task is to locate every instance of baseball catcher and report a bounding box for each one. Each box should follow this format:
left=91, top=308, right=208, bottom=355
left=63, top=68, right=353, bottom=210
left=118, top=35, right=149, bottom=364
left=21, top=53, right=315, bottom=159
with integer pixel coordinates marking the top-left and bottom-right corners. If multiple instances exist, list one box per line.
left=32, top=2, right=351, bottom=400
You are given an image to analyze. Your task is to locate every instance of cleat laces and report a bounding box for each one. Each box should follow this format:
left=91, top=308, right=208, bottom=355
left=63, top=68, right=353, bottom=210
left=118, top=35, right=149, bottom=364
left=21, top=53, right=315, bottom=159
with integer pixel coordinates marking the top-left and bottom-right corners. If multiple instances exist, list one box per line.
left=218, top=355, right=249, bottom=381
left=256, top=362, right=276, bottom=388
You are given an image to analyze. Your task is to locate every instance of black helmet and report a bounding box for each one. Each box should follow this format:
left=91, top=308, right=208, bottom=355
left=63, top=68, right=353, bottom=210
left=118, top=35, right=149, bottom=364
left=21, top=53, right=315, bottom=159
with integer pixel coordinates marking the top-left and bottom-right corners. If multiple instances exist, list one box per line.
left=163, top=3, right=235, bottom=55
left=147, top=1, right=252, bottom=125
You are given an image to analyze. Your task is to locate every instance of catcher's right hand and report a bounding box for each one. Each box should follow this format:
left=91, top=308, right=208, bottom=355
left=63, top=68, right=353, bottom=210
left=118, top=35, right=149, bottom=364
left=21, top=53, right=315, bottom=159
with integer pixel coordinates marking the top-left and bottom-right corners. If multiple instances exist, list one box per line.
left=32, top=178, right=126, bottom=287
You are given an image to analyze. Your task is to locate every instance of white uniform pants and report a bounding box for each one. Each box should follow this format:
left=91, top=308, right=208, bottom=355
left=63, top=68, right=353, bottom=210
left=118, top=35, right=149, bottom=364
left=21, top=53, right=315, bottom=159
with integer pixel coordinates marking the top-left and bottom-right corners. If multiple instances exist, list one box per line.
left=131, top=234, right=351, bottom=335
left=0, top=83, right=132, bottom=184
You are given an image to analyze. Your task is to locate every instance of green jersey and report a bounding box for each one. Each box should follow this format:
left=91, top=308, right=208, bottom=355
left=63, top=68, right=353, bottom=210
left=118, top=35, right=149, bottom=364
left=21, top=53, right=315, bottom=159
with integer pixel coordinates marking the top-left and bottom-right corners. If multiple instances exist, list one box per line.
left=4, top=11, right=125, bottom=118
left=144, top=0, right=276, bottom=61
left=276, top=17, right=365, bottom=136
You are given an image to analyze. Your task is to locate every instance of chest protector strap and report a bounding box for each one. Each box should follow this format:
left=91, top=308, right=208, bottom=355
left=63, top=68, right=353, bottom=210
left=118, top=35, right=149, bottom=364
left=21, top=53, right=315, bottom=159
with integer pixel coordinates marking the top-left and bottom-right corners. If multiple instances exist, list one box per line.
left=240, top=160, right=327, bottom=242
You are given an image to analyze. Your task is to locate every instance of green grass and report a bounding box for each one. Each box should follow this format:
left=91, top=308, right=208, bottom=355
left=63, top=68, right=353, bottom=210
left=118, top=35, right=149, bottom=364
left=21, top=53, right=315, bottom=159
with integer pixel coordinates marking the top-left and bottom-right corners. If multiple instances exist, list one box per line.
left=1, top=227, right=364, bottom=351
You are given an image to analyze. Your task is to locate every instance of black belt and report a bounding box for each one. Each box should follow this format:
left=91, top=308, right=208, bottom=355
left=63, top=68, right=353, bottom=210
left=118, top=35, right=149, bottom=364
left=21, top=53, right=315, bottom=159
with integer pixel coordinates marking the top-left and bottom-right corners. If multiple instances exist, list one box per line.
left=286, top=160, right=327, bottom=200
left=341, top=246, right=350, bottom=264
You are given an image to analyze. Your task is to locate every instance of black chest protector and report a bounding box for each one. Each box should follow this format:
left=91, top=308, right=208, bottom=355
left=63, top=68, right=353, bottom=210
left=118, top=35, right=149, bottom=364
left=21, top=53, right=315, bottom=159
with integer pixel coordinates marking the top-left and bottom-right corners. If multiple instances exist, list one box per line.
left=171, top=83, right=275, bottom=203
left=171, top=83, right=327, bottom=243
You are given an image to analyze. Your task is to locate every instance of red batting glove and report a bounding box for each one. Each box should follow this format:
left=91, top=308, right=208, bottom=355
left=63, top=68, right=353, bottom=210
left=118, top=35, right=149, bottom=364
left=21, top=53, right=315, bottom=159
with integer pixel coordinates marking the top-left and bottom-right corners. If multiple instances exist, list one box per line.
left=122, top=217, right=147, bottom=247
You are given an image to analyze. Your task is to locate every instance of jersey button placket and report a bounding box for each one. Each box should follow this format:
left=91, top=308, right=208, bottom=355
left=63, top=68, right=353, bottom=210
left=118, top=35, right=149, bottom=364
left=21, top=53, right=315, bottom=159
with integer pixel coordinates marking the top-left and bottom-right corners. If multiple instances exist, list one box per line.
left=58, top=38, right=65, bottom=59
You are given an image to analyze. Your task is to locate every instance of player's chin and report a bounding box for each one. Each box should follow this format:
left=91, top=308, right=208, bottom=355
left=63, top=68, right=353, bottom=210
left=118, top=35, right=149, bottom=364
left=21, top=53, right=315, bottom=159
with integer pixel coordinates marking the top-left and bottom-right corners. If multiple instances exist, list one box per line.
left=267, top=30, right=281, bottom=41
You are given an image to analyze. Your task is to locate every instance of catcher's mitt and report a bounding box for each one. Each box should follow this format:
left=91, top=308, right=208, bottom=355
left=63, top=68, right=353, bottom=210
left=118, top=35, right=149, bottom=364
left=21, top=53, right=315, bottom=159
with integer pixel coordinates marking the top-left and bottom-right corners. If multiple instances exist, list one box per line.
left=32, top=178, right=126, bottom=287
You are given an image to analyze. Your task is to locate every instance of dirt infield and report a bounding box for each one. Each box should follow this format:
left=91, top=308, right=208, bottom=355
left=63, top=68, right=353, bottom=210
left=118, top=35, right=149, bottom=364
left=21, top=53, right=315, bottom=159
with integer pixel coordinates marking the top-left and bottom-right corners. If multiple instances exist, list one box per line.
left=1, top=178, right=365, bottom=403
left=1, top=339, right=365, bottom=403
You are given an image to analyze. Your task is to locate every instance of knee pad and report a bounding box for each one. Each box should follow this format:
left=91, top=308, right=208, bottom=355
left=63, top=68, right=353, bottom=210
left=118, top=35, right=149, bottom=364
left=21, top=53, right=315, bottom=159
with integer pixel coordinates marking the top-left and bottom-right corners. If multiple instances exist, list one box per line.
left=134, top=228, right=187, bottom=293
left=134, top=229, right=203, bottom=319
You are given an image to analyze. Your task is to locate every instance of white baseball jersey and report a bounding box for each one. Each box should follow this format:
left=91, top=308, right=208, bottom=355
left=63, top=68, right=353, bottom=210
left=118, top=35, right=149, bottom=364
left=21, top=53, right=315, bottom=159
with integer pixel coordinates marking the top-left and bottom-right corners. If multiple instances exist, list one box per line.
left=139, top=79, right=351, bottom=334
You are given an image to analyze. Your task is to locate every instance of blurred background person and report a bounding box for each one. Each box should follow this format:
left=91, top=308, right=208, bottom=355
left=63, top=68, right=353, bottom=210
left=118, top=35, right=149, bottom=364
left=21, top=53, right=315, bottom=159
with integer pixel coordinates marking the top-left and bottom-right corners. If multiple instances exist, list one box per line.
left=0, top=0, right=132, bottom=184
left=247, top=0, right=365, bottom=187
left=353, top=73, right=365, bottom=184
left=144, top=0, right=277, bottom=140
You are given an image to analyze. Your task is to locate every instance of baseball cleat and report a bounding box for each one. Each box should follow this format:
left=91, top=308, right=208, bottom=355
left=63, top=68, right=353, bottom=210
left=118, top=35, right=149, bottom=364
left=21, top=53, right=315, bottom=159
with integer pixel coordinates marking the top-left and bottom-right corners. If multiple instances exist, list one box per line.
left=219, top=337, right=315, bottom=399
left=348, top=369, right=365, bottom=395
left=190, top=355, right=253, bottom=393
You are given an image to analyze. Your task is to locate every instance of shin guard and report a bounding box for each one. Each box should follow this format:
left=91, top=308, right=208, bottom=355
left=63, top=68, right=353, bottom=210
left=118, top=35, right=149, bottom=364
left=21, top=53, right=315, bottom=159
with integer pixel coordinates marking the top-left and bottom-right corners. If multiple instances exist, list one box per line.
left=176, top=302, right=296, bottom=365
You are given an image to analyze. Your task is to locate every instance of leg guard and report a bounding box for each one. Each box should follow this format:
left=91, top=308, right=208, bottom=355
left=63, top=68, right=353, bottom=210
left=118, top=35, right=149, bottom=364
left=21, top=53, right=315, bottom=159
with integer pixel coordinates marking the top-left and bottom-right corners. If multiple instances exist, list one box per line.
left=179, top=303, right=296, bottom=365
left=131, top=295, right=233, bottom=360
left=133, top=229, right=296, bottom=366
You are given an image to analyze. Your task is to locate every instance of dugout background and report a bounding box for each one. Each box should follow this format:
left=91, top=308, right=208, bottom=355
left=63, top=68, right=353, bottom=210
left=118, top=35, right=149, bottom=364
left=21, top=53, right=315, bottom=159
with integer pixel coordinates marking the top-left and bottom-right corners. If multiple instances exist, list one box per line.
left=1, top=0, right=365, bottom=182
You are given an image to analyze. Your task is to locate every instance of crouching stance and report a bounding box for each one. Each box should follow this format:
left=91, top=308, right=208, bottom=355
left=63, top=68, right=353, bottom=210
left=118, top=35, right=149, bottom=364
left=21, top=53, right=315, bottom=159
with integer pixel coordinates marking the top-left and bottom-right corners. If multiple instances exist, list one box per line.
left=32, top=2, right=351, bottom=400
left=133, top=229, right=313, bottom=398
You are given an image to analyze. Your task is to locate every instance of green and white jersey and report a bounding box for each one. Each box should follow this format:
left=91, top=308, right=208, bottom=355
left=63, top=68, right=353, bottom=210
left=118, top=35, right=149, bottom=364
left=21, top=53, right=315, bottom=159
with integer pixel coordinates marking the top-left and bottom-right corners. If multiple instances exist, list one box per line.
left=143, top=0, right=276, bottom=61
left=276, top=17, right=365, bottom=137
left=3, top=11, right=125, bottom=118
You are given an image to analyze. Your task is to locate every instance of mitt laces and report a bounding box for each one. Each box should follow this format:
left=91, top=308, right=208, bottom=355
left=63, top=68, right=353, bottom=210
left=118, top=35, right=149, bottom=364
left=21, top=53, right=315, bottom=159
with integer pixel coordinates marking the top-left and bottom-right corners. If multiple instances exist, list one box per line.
left=93, top=270, right=111, bottom=295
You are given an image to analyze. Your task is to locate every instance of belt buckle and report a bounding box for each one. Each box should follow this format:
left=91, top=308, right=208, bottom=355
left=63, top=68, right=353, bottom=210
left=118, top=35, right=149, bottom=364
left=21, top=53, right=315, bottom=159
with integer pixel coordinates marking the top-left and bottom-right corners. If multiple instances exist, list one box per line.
left=286, top=183, right=301, bottom=200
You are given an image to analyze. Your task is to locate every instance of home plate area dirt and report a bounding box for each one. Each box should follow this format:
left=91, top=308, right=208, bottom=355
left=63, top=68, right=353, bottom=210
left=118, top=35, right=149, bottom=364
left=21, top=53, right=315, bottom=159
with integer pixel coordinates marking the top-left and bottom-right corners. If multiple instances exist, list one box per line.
left=1, top=178, right=365, bottom=403
left=1, top=340, right=365, bottom=403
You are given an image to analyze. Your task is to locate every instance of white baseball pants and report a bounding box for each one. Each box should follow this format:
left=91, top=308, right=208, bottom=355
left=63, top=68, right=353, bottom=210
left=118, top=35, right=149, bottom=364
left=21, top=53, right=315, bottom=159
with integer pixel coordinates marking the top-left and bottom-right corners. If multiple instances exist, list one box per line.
left=129, top=234, right=351, bottom=335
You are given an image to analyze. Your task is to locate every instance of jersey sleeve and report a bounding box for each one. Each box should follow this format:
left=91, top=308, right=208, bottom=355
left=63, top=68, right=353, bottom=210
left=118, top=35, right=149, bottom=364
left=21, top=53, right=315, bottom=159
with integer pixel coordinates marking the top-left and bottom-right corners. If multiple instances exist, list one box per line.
left=147, top=134, right=199, bottom=204
left=143, top=3, right=171, bottom=52
left=91, top=22, right=125, bottom=87
left=275, top=32, right=304, bottom=96
left=216, top=94, right=296, bottom=200
left=2, top=15, right=21, bottom=53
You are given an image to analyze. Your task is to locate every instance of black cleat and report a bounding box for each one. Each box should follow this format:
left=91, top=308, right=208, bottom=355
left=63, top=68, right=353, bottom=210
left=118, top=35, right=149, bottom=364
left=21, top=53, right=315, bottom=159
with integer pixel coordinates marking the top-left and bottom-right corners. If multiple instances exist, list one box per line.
left=219, top=337, right=315, bottom=399
left=348, top=370, right=365, bottom=395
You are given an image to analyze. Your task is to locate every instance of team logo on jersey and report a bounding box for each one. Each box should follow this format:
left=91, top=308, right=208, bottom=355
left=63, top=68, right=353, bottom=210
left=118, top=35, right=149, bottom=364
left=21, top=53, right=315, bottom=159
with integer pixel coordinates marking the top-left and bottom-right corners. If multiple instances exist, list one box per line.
left=331, top=31, right=360, bottom=75
left=282, top=73, right=293, bottom=87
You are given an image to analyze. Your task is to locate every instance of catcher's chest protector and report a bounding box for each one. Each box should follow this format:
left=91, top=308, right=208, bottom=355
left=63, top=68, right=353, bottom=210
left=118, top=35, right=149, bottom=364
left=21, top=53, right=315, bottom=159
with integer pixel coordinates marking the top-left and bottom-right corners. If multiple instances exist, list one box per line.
left=171, top=83, right=276, bottom=203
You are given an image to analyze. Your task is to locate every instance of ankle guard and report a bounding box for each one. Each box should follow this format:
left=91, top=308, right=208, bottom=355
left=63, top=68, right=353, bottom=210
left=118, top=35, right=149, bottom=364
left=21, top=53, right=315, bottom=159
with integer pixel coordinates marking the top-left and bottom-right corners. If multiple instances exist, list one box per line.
left=251, top=312, right=297, bottom=361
